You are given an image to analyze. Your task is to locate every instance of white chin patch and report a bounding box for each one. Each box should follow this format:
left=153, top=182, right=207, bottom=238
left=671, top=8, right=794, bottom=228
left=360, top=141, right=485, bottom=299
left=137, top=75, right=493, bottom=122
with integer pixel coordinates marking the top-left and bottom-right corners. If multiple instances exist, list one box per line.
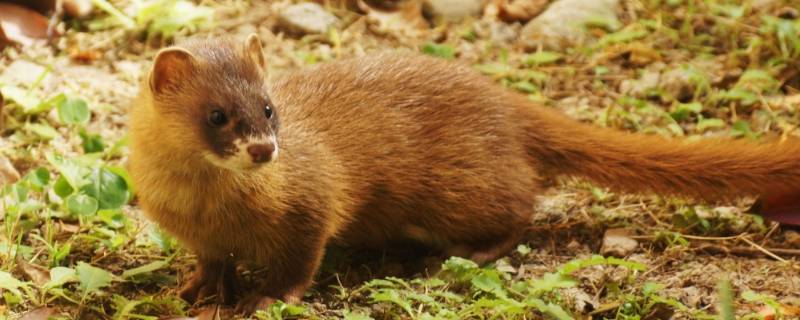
left=204, top=135, right=278, bottom=171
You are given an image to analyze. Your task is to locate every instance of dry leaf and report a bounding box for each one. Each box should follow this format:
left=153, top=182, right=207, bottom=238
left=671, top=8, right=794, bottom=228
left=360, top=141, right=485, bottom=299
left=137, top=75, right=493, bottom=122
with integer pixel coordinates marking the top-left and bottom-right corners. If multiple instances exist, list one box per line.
left=0, top=155, right=20, bottom=186
left=0, top=3, right=50, bottom=46
left=358, top=0, right=427, bottom=37
left=595, top=42, right=662, bottom=67
left=16, top=259, right=50, bottom=286
left=494, top=0, right=548, bottom=23
left=19, top=307, right=58, bottom=320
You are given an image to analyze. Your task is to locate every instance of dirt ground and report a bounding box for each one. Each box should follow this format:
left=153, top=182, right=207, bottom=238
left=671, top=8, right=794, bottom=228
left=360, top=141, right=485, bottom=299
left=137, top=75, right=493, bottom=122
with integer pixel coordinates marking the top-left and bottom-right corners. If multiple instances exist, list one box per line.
left=1, top=0, right=799, bottom=319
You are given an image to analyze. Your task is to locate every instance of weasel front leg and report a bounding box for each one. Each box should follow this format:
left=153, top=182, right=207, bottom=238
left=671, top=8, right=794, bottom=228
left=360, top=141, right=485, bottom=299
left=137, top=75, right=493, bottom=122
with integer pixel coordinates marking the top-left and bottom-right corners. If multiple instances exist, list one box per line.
left=179, top=256, right=238, bottom=305
left=234, top=231, right=328, bottom=314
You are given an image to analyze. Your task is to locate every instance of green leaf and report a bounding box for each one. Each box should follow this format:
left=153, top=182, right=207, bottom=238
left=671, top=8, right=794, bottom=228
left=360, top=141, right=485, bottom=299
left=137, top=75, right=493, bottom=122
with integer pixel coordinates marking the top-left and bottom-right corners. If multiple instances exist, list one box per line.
left=669, top=102, right=703, bottom=121
left=135, top=0, right=214, bottom=38
left=474, top=63, right=511, bottom=76
left=524, top=51, right=562, bottom=66
left=76, top=262, right=113, bottom=294
left=122, top=261, right=167, bottom=279
left=54, top=176, right=75, bottom=198
left=22, top=168, right=50, bottom=191
left=58, top=98, right=91, bottom=125
left=80, top=168, right=130, bottom=210
left=441, top=257, right=479, bottom=282
left=47, top=153, right=91, bottom=190
left=471, top=270, right=506, bottom=297
left=148, top=226, right=176, bottom=253
left=715, top=88, right=758, bottom=106
left=696, top=117, right=726, bottom=132
left=370, top=289, right=413, bottom=316
left=730, top=120, right=756, bottom=139
left=529, top=272, right=577, bottom=295
left=80, top=130, right=106, bottom=153
left=268, top=300, right=308, bottom=319
left=24, top=123, right=59, bottom=140
left=717, top=280, right=735, bottom=320
left=44, top=267, right=77, bottom=289
left=1, top=85, right=40, bottom=113
left=91, top=0, right=135, bottom=28
left=0, top=271, right=27, bottom=298
left=422, top=43, right=455, bottom=59
left=343, top=310, right=374, bottom=320
left=66, top=193, right=99, bottom=216
left=526, top=298, right=574, bottom=320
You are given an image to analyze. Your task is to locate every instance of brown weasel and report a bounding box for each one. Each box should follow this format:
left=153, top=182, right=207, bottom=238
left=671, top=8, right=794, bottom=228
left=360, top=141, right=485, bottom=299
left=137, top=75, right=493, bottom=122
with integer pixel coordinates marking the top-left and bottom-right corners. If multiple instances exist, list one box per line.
left=128, top=34, right=800, bottom=313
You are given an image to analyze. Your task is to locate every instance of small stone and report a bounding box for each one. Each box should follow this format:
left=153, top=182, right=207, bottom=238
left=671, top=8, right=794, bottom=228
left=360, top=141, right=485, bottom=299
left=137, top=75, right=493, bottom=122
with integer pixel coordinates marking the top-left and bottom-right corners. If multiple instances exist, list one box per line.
left=277, top=3, right=339, bottom=35
left=0, top=60, right=49, bottom=86
left=619, top=70, right=660, bottom=97
left=600, top=228, right=638, bottom=257
left=488, top=20, right=518, bottom=44
left=0, top=155, right=20, bottom=185
left=520, top=0, right=620, bottom=50
left=423, top=0, right=485, bottom=21
left=63, top=0, right=93, bottom=18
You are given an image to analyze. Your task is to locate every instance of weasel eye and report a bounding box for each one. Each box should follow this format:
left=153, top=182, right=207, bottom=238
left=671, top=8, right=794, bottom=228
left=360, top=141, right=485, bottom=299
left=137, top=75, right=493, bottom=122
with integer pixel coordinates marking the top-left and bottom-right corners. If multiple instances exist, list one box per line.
left=209, top=110, right=227, bottom=126
left=264, top=105, right=273, bottom=119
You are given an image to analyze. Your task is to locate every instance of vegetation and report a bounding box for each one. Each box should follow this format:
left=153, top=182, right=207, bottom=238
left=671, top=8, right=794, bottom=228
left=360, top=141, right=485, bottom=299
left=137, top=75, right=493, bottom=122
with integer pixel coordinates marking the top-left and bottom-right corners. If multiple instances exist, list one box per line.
left=1, top=0, right=799, bottom=319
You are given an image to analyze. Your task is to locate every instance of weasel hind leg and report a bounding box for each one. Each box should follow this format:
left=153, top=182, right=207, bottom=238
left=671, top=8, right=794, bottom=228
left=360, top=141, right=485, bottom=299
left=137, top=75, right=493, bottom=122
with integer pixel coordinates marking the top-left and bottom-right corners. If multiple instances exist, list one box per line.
left=445, top=229, right=525, bottom=265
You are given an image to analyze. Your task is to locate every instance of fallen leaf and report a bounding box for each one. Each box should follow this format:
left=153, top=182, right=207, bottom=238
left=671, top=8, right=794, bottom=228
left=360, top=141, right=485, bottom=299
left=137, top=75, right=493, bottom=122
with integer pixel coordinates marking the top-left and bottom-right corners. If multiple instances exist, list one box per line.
left=0, top=3, right=50, bottom=46
left=494, top=0, right=548, bottom=23
left=19, top=307, right=58, bottom=320
left=16, top=259, right=49, bottom=286
left=0, top=155, right=20, bottom=185
left=595, top=42, right=662, bottom=67
left=69, top=48, right=103, bottom=64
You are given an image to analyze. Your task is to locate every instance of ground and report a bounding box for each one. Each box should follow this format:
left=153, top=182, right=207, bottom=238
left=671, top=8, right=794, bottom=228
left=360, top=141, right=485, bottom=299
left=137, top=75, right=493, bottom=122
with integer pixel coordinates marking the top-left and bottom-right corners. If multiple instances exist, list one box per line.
left=1, top=0, right=799, bottom=319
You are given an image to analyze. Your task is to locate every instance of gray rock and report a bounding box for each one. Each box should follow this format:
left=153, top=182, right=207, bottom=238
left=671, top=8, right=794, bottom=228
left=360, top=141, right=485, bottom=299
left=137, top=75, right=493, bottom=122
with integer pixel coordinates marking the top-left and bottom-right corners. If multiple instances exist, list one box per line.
left=424, top=0, right=485, bottom=20
left=619, top=70, right=661, bottom=97
left=520, top=0, right=620, bottom=50
left=278, top=3, right=339, bottom=35
left=600, top=228, right=638, bottom=257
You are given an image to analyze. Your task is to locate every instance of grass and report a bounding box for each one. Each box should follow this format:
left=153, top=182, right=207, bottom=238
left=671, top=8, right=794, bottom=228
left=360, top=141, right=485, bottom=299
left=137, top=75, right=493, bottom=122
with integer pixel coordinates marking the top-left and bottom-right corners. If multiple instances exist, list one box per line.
left=1, top=0, right=800, bottom=319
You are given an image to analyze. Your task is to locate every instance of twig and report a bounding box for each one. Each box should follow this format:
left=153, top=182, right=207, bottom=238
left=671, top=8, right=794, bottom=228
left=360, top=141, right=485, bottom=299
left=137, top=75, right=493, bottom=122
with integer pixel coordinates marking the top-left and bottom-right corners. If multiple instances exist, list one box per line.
left=739, top=236, right=787, bottom=263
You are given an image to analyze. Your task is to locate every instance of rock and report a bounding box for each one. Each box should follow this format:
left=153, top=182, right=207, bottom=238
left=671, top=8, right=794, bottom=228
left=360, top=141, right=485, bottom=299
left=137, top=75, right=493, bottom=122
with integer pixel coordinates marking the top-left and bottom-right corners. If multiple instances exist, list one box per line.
left=423, top=0, right=485, bottom=20
left=488, top=20, right=518, bottom=44
left=0, top=60, right=49, bottom=86
left=600, top=228, right=638, bottom=257
left=520, top=0, right=620, bottom=50
left=0, top=155, right=20, bottom=185
left=277, top=3, right=339, bottom=35
left=619, top=69, right=660, bottom=97
left=62, top=0, right=93, bottom=18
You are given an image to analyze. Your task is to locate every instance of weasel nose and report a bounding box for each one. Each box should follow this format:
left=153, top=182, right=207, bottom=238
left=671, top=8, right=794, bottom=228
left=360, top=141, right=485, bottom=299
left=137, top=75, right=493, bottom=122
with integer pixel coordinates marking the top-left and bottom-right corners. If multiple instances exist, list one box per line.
left=247, top=143, right=275, bottom=163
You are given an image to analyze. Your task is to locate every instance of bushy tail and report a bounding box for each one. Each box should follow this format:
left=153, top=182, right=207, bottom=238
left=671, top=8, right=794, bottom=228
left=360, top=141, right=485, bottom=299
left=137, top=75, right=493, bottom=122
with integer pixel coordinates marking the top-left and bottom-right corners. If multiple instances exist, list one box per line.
left=520, top=102, right=800, bottom=203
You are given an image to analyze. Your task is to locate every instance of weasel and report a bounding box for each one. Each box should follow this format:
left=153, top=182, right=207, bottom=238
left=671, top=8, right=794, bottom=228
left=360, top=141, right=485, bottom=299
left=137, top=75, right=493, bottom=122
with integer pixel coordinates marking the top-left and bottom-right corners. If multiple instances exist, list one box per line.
left=128, top=34, right=800, bottom=313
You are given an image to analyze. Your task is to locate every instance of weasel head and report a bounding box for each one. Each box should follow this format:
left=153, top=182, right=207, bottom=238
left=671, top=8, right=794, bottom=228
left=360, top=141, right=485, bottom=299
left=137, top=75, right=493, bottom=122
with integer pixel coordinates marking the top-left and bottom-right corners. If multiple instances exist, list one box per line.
left=144, top=34, right=280, bottom=172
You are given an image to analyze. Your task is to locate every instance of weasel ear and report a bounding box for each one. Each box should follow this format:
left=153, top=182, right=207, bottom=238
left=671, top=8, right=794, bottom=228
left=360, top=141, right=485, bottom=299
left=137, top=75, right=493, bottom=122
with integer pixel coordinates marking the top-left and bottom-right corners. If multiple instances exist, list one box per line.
left=150, top=48, right=195, bottom=94
left=245, top=33, right=266, bottom=70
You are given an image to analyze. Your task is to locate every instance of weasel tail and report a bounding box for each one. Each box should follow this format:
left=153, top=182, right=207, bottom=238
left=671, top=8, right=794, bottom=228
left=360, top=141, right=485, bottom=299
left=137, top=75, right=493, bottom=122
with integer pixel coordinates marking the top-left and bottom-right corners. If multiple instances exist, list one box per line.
left=517, top=97, right=800, bottom=204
